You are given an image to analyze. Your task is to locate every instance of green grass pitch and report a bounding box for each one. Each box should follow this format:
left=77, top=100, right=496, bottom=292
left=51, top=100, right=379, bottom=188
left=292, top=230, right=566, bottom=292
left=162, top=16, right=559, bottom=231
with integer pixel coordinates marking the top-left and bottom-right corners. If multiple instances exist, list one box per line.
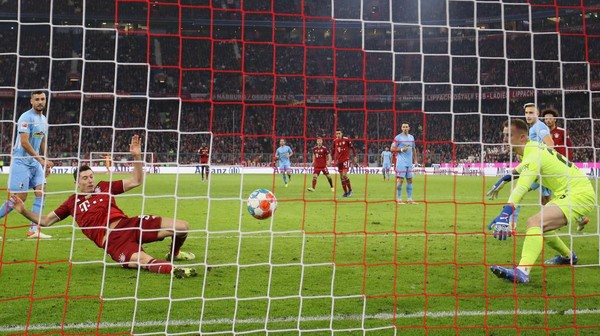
left=0, top=172, right=599, bottom=335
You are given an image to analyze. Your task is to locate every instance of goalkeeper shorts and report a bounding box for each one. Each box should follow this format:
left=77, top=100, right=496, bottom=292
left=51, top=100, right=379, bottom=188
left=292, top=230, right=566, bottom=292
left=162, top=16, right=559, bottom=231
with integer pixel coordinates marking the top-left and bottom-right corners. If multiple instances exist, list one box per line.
left=548, top=188, right=596, bottom=225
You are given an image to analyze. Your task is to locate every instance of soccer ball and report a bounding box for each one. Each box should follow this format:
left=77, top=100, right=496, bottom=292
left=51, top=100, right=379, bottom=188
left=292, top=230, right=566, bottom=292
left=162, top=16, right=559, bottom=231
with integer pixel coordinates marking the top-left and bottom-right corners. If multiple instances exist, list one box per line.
left=247, top=189, right=277, bottom=220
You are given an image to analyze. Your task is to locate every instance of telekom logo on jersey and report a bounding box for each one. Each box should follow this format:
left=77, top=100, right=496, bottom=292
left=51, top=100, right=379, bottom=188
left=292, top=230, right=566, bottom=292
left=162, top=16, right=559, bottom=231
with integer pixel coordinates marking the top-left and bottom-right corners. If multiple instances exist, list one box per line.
left=78, top=200, right=91, bottom=212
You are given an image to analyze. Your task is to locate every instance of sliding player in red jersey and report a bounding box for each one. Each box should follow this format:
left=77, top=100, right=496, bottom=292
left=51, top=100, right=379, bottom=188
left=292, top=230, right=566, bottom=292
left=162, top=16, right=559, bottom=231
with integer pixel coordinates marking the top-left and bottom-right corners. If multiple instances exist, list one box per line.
left=9, top=135, right=197, bottom=278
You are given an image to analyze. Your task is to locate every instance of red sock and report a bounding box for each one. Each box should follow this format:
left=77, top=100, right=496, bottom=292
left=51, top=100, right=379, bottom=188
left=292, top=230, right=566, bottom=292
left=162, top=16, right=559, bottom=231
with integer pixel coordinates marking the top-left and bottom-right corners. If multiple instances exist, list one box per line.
left=312, top=176, right=317, bottom=188
left=147, top=259, right=173, bottom=274
left=341, top=178, right=348, bottom=193
left=346, top=178, right=352, bottom=191
left=171, top=233, right=188, bottom=257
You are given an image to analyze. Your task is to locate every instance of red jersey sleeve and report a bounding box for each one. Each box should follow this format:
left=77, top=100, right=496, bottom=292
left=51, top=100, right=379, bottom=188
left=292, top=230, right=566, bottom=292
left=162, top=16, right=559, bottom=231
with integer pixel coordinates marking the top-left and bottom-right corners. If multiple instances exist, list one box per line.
left=53, top=195, right=75, bottom=220
left=99, top=180, right=125, bottom=195
left=332, top=142, right=337, bottom=159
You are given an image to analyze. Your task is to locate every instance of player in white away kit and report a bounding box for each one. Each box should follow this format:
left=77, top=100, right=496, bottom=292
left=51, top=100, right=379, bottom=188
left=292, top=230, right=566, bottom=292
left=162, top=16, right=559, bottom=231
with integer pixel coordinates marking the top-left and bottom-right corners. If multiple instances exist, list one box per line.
left=274, top=139, right=293, bottom=187
left=0, top=91, right=54, bottom=239
left=391, top=123, right=418, bottom=204
left=380, top=146, right=392, bottom=181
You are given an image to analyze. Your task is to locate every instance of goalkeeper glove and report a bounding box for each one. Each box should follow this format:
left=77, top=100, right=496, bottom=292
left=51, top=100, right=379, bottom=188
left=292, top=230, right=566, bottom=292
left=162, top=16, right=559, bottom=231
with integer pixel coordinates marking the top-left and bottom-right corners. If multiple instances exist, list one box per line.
left=488, top=205, right=514, bottom=241
left=486, top=174, right=513, bottom=200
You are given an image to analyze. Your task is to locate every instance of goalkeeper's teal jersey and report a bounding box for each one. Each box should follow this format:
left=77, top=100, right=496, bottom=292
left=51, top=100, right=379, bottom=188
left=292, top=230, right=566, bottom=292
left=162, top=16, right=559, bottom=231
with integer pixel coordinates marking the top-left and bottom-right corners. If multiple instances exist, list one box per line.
left=508, top=141, right=592, bottom=205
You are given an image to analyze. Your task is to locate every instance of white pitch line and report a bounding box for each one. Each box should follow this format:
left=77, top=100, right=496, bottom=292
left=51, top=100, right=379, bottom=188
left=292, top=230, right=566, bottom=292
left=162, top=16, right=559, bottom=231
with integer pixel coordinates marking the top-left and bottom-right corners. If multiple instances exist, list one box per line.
left=1, top=309, right=600, bottom=332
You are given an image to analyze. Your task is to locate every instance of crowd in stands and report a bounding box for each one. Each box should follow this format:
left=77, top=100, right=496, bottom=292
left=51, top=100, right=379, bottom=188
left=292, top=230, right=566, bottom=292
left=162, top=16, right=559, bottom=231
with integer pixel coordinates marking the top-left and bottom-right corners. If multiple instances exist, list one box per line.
left=0, top=0, right=598, bottom=167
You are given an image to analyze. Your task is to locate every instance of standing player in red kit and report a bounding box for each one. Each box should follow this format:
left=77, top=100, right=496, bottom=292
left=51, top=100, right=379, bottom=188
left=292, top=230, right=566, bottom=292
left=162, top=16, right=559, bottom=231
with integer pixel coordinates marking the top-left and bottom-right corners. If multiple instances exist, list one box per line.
left=307, top=137, right=334, bottom=192
left=333, top=129, right=358, bottom=197
left=198, top=142, right=210, bottom=182
left=9, top=135, right=197, bottom=278
left=543, top=108, right=573, bottom=161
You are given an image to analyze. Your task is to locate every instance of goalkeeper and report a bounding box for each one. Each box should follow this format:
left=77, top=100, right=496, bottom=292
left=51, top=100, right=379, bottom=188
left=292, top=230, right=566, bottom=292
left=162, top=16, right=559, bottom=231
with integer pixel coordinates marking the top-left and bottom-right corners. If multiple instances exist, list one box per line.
left=487, top=104, right=554, bottom=226
left=9, top=135, right=197, bottom=279
left=487, top=121, right=589, bottom=228
left=488, top=119, right=595, bottom=284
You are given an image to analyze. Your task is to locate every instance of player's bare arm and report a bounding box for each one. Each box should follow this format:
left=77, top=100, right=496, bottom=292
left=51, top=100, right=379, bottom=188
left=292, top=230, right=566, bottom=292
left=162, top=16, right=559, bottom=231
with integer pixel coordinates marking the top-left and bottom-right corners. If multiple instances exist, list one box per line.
left=40, top=136, right=54, bottom=167
left=390, top=143, right=407, bottom=153
left=10, top=196, right=61, bottom=227
left=19, top=132, right=48, bottom=166
left=413, top=145, right=418, bottom=164
left=40, top=136, right=54, bottom=176
left=542, top=134, right=554, bottom=147
left=123, top=135, right=144, bottom=191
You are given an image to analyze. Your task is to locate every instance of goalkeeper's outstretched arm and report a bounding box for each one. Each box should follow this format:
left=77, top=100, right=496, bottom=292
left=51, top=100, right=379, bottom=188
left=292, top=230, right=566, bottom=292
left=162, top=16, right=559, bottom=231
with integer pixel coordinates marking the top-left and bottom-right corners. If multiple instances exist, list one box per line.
left=486, top=169, right=520, bottom=200
left=10, top=196, right=61, bottom=227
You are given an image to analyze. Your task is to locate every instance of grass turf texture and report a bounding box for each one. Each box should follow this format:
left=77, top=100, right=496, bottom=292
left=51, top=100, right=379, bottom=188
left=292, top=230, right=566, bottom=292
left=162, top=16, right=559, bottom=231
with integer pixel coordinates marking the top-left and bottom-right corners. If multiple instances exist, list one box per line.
left=0, top=173, right=599, bottom=335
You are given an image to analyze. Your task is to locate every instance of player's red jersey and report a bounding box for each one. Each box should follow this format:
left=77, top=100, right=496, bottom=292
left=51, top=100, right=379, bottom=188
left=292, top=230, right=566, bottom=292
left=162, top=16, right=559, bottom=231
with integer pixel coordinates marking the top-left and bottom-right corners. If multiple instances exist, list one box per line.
left=550, top=127, right=572, bottom=161
left=198, top=146, right=210, bottom=164
left=333, top=137, right=355, bottom=163
left=312, top=145, right=329, bottom=168
left=53, top=180, right=127, bottom=248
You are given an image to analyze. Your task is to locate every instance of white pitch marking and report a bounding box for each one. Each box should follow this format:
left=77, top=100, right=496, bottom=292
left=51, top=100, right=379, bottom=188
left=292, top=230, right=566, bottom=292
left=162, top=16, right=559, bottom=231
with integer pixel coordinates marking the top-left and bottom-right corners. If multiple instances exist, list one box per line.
left=1, top=309, right=599, bottom=332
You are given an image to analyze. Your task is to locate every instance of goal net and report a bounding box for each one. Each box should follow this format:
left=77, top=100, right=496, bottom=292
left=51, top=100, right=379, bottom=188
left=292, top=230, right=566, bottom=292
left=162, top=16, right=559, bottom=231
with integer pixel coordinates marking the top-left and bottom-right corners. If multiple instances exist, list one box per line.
left=0, top=0, right=599, bottom=334
left=90, top=151, right=156, bottom=173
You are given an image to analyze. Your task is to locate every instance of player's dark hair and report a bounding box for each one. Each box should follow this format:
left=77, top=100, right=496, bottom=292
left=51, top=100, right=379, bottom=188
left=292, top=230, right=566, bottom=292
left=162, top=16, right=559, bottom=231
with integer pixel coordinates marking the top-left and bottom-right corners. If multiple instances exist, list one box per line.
left=73, top=165, right=92, bottom=181
left=31, top=90, right=46, bottom=97
left=336, top=129, right=342, bottom=133
left=542, top=108, right=559, bottom=118
left=510, top=119, right=529, bottom=134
